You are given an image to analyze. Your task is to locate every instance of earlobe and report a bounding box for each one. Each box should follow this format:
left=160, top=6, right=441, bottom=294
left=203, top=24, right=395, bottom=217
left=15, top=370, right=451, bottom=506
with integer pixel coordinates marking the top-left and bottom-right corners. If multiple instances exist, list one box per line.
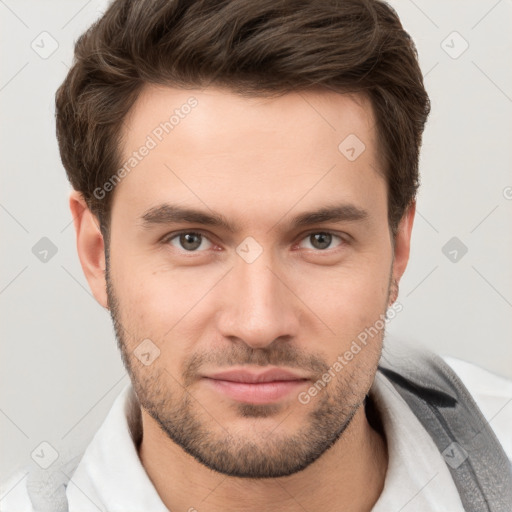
left=390, top=201, right=416, bottom=304
left=69, top=190, right=109, bottom=309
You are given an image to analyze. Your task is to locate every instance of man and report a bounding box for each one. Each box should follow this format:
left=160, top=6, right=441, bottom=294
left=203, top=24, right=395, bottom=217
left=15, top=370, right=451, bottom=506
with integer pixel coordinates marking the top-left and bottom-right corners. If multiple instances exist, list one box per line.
left=2, top=0, right=511, bottom=511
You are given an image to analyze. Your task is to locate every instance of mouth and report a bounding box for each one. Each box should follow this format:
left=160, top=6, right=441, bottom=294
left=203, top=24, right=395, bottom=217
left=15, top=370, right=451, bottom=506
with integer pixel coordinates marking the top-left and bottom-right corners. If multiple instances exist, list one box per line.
left=201, top=367, right=310, bottom=404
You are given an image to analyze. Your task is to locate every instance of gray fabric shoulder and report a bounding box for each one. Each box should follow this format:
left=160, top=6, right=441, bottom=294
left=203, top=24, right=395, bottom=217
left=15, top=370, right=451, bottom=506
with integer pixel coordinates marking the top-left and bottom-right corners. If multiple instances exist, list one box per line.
left=25, top=448, right=84, bottom=512
left=378, top=340, right=512, bottom=512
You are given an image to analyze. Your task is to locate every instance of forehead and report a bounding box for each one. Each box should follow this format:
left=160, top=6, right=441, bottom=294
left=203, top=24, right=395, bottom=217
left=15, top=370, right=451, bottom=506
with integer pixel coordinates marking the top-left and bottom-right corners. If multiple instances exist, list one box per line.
left=122, top=84, right=377, bottom=155
left=112, top=85, right=386, bottom=229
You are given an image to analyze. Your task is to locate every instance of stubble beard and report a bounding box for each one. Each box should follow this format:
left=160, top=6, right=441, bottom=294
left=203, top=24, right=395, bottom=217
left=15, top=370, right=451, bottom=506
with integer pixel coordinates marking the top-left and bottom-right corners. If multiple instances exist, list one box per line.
left=105, top=264, right=388, bottom=478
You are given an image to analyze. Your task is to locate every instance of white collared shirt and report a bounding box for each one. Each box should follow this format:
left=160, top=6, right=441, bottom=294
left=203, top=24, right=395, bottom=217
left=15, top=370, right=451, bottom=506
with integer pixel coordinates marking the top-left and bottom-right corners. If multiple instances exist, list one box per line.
left=1, top=356, right=511, bottom=511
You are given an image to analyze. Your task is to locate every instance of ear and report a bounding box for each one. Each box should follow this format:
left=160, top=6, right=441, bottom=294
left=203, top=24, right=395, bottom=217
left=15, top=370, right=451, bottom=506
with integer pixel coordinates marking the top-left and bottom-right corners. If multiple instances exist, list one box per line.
left=389, top=201, right=415, bottom=305
left=69, top=190, right=108, bottom=309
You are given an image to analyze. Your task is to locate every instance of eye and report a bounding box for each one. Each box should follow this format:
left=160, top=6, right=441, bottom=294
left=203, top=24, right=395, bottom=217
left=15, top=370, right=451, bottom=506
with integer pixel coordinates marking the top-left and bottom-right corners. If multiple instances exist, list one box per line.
left=165, top=232, right=213, bottom=252
left=298, top=231, right=344, bottom=250
left=161, top=230, right=345, bottom=253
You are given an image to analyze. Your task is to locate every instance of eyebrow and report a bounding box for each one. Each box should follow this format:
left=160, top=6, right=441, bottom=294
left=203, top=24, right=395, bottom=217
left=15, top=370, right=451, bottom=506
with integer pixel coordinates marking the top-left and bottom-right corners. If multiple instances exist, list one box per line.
left=139, top=203, right=369, bottom=232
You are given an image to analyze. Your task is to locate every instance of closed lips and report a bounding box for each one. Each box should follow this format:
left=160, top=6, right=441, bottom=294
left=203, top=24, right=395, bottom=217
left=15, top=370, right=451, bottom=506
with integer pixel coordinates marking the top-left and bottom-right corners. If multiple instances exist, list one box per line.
left=203, top=368, right=310, bottom=383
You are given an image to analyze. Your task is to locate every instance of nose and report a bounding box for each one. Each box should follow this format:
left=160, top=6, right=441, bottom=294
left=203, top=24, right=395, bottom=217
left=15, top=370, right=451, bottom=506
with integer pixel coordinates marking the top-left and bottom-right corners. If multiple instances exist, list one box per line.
left=216, top=249, right=300, bottom=349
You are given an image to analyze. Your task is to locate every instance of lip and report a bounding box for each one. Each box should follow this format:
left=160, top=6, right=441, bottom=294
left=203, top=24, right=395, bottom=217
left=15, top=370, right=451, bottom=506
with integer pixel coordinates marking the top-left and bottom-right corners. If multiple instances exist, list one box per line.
left=205, top=368, right=309, bottom=383
left=202, top=368, right=310, bottom=404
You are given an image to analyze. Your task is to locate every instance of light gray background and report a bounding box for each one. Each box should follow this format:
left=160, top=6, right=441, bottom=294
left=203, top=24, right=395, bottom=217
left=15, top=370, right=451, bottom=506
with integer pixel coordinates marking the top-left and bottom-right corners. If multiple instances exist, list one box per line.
left=1, top=0, right=511, bottom=483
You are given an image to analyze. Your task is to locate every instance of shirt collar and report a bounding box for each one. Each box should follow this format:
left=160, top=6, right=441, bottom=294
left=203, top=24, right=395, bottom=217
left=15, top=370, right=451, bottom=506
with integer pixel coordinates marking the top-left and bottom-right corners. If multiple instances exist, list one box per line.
left=370, top=371, right=465, bottom=511
left=66, top=383, right=169, bottom=511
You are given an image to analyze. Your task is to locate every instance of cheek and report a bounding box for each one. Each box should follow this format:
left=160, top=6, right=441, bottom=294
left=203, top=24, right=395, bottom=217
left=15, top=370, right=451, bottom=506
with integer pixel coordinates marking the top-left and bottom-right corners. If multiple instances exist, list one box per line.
left=108, top=254, right=170, bottom=343
left=109, top=254, right=212, bottom=368
left=291, top=251, right=392, bottom=344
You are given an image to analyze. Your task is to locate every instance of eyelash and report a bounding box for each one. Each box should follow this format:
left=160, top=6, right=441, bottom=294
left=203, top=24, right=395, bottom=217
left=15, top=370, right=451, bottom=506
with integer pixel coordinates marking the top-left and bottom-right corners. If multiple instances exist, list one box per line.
left=160, top=230, right=348, bottom=253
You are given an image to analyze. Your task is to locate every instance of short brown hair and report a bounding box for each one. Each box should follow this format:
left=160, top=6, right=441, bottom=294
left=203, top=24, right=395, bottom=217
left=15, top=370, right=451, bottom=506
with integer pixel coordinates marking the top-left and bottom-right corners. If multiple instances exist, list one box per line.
left=55, top=0, right=430, bottom=237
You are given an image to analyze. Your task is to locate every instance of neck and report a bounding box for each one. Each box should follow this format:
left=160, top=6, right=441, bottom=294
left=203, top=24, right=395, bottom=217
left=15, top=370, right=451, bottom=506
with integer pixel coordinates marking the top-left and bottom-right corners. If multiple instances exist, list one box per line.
left=138, top=401, right=388, bottom=512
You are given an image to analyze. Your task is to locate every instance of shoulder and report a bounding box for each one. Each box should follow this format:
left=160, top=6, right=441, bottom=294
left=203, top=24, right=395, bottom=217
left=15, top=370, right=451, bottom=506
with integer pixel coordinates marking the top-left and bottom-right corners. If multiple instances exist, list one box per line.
left=1, top=445, right=85, bottom=511
left=0, top=468, right=33, bottom=511
left=441, top=355, right=512, bottom=462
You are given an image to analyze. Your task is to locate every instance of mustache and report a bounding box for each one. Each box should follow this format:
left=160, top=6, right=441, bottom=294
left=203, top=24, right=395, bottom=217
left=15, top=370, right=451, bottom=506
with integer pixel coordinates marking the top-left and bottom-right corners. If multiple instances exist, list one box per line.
left=182, top=343, right=330, bottom=386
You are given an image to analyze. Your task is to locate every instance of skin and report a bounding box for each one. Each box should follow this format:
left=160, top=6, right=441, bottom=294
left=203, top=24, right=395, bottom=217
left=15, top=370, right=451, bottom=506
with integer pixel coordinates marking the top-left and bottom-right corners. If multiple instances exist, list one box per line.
left=70, top=85, right=415, bottom=512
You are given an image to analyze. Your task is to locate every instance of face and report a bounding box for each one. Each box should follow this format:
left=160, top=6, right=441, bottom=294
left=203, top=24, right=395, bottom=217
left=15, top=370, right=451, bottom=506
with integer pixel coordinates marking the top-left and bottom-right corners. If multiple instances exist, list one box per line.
left=104, top=85, right=399, bottom=478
